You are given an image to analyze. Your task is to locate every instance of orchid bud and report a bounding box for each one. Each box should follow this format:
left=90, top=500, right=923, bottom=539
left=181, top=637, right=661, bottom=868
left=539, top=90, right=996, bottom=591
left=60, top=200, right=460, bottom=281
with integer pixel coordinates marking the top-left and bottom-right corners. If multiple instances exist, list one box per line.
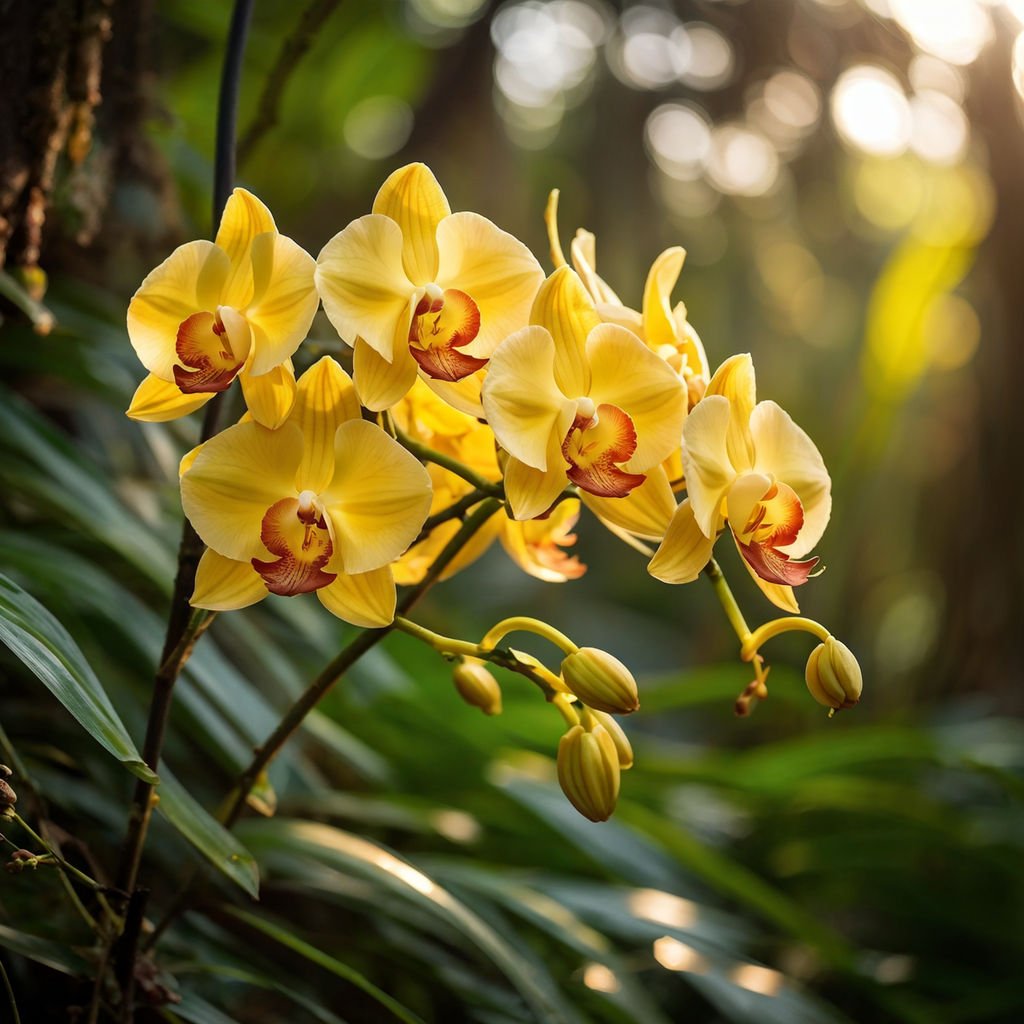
left=557, top=722, right=620, bottom=822
left=560, top=648, right=639, bottom=715
left=452, top=658, right=502, bottom=716
left=805, top=636, right=862, bottom=710
left=590, top=710, right=634, bottom=769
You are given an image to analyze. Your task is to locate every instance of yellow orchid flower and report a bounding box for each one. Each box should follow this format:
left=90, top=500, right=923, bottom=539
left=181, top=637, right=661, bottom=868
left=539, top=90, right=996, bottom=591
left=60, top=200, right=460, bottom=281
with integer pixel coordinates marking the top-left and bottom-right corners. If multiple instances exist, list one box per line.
left=648, top=354, right=831, bottom=613
left=546, top=191, right=710, bottom=408
left=315, top=163, right=544, bottom=413
left=392, top=380, right=585, bottom=584
left=179, top=357, right=432, bottom=627
left=126, top=189, right=319, bottom=428
left=481, top=266, right=686, bottom=522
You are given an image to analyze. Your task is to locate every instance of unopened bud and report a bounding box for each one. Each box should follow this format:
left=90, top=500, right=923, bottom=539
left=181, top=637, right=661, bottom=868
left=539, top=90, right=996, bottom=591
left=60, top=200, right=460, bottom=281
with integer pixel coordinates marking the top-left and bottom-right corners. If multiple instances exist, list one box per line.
left=0, top=775, right=16, bottom=820
left=557, top=723, right=620, bottom=822
left=805, top=636, right=862, bottom=710
left=560, top=648, right=639, bottom=715
left=452, top=658, right=502, bottom=716
left=590, top=710, right=634, bottom=769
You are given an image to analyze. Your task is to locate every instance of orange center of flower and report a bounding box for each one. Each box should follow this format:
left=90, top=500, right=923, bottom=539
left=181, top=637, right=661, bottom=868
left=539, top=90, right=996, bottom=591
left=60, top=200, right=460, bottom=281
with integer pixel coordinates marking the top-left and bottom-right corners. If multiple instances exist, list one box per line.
left=174, top=309, right=245, bottom=394
left=731, top=479, right=819, bottom=587
left=251, top=491, right=337, bottom=596
left=561, top=401, right=645, bottom=499
left=408, top=284, right=486, bottom=382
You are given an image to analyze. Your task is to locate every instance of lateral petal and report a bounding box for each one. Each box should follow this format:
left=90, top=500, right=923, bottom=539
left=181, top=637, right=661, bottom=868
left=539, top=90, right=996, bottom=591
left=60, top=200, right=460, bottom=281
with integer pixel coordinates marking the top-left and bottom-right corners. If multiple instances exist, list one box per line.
left=435, top=211, right=544, bottom=357
left=318, top=565, right=397, bottom=627
left=353, top=333, right=419, bottom=412
left=191, top=548, right=268, bottom=611
left=127, top=240, right=230, bottom=380
left=316, top=214, right=415, bottom=361
left=530, top=266, right=598, bottom=398
left=239, top=360, right=296, bottom=429
left=681, top=394, right=735, bottom=539
left=648, top=498, right=716, bottom=584
left=292, top=356, right=361, bottom=493
left=570, top=229, right=622, bottom=306
left=321, top=419, right=432, bottom=574
left=214, top=188, right=276, bottom=308
left=705, top=353, right=757, bottom=472
left=181, top=421, right=304, bottom=562
left=481, top=326, right=575, bottom=471
left=500, top=499, right=586, bottom=583
left=126, top=373, right=212, bottom=422
left=585, top=322, right=686, bottom=471
left=372, top=163, right=449, bottom=286
left=749, top=400, right=832, bottom=558
left=245, top=232, right=319, bottom=375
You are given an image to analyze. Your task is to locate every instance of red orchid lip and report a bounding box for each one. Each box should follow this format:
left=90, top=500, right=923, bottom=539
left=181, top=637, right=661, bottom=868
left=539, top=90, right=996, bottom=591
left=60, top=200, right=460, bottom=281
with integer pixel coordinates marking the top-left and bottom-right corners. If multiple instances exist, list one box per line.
left=408, top=288, right=486, bottom=382
left=173, top=310, right=244, bottom=394
left=562, top=402, right=646, bottom=499
left=251, top=496, right=337, bottom=597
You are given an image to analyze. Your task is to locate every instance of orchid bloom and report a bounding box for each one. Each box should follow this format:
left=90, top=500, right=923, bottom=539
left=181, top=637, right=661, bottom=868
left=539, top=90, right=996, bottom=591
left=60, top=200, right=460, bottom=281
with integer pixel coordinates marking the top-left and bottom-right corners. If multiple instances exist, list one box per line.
left=315, top=163, right=543, bottom=413
left=127, top=189, right=319, bottom=428
left=392, top=380, right=585, bottom=584
left=648, top=354, right=831, bottom=612
left=546, top=192, right=709, bottom=408
left=180, top=357, right=432, bottom=627
left=482, top=265, right=686, bottom=521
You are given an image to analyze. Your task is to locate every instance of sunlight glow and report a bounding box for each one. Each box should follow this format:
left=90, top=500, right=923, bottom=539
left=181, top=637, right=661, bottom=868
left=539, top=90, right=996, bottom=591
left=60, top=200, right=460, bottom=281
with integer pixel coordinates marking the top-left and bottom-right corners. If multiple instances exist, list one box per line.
left=645, top=103, right=712, bottom=180
left=831, top=65, right=912, bottom=157
left=889, top=0, right=992, bottom=65
left=909, top=91, right=969, bottom=165
left=582, top=963, right=621, bottom=992
left=628, top=888, right=701, bottom=928
left=706, top=124, right=780, bottom=196
left=730, top=963, right=785, bottom=996
left=679, top=23, right=735, bottom=89
left=653, top=936, right=709, bottom=973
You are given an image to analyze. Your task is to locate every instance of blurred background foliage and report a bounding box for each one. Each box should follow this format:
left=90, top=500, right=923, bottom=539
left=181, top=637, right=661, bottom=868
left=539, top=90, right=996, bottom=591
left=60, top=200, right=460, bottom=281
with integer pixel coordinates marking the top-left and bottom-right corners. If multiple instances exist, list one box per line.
left=2, top=0, right=1023, bottom=1021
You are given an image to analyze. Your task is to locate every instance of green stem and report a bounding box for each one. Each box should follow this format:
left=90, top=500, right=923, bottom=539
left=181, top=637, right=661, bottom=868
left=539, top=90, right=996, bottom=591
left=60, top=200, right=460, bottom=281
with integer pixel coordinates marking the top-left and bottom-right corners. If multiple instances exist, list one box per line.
left=397, top=429, right=504, bottom=495
left=480, top=616, right=578, bottom=656
left=703, top=558, right=753, bottom=645
left=0, top=957, right=21, bottom=1024
left=414, top=488, right=494, bottom=544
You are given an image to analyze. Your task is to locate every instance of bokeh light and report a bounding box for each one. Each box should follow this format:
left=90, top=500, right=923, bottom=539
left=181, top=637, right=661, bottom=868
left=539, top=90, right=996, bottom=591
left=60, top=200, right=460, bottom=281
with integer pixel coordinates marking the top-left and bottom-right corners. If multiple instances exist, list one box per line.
left=831, top=64, right=912, bottom=157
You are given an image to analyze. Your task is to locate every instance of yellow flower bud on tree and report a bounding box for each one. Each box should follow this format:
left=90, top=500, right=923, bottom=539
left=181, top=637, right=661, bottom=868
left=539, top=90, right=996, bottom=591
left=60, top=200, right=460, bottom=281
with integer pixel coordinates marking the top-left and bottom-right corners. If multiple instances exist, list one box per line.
left=557, top=723, right=620, bottom=822
left=805, top=636, right=862, bottom=710
left=560, top=647, right=639, bottom=715
left=590, top=710, right=634, bottom=769
left=452, top=658, right=503, bottom=716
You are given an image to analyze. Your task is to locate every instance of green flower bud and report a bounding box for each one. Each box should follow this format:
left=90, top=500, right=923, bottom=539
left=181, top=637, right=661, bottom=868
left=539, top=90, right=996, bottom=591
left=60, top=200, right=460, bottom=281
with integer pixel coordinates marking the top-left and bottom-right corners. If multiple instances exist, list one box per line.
left=452, top=658, right=502, bottom=715
left=557, top=723, right=620, bottom=822
left=560, top=647, right=639, bottom=715
left=805, top=636, right=862, bottom=710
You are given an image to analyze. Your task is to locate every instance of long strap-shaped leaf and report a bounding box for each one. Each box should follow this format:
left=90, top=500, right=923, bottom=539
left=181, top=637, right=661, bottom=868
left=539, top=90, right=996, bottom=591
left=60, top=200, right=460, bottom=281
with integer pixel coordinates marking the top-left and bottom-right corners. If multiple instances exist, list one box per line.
left=0, top=573, right=156, bottom=782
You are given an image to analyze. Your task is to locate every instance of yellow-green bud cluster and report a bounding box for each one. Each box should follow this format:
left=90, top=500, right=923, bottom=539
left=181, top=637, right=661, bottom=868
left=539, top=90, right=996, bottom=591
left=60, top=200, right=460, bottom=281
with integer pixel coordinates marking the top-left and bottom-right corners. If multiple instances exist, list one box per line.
left=557, top=721, right=620, bottom=822
left=805, top=636, right=862, bottom=710
left=560, top=647, right=639, bottom=715
left=452, top=658, right=502, bottom=716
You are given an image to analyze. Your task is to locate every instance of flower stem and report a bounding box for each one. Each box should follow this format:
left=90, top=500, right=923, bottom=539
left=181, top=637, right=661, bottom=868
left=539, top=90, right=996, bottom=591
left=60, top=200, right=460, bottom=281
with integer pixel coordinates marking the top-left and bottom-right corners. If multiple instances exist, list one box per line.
left=396, top=429, right=504, bottom=495
left=741, top=616, right=831, bottom=661
left=703, top=558, right=753, bottom=645
left=480, top=616, right=578, bottom=656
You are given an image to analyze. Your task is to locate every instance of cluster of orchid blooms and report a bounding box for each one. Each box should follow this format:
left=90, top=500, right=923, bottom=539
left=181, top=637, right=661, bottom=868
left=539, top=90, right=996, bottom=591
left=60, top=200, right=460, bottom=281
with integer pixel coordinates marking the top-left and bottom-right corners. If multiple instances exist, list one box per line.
left=126, top=163, right=861, bottom=822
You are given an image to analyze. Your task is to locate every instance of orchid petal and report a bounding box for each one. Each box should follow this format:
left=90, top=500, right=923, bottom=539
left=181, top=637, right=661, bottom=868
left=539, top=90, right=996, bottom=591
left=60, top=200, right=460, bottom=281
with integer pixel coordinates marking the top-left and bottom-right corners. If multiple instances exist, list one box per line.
left=126, top=373, right=212, bottom=422
left=681, top=394, right=735, bottom=539
left=435, top=211, right=543, bottom=356
left=750, top=400, right=832, bottom=558
left=530, top=266, right=598, bottom=398
left=292, top=356, right=361, bottom=493
left=127, top=240, right=230, bottom=380
left=181, top=421, right=303, bottom=562
left=245, top=232, right=319, bottom=375
left=585, top=322, right=686, bottom=471
left=316, top=214, right=415, bottom=361
left=500, top=499, right=586, bottom=583
left=372, top=163, right=449, bottom=286
left=321, top=419, right=432, bottom=574
left=504, top=443, right=568, bottom=521
left=423, top=373, right=485, bottom=418
left=214, top=188, right=276, bottom=308
left=318, top=565, right=397, bottom=627
left=733, top=530, right=800, bottom=613
left=481, top=326, right=575, bottom=471
left=192, top=549, right=268, bottom=611
left=642, top=246, right=686, bottom=351
left=570, top=229, right=622, bottom=306
left=239, top=360, right=296, bottom=429
left=581, top=464, right=676, bottom=540
left=353, top=333, right=419, bottom=412
left=705, top=353, right=756, bottom=472
left=648, top=498, right=716, bottom=584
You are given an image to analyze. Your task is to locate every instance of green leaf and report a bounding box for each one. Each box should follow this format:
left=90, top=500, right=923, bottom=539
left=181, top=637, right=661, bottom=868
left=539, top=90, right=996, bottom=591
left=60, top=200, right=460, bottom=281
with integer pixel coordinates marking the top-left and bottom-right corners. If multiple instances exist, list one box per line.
left=221, top=906, right=423, bottom=1024
left=165, top=992, right=243, bottom=1024
left=0, top=923, right=90, bottom=976
left=155, top=768, right=259, bottom=898
left=0, top=572, right=156, bottom=782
